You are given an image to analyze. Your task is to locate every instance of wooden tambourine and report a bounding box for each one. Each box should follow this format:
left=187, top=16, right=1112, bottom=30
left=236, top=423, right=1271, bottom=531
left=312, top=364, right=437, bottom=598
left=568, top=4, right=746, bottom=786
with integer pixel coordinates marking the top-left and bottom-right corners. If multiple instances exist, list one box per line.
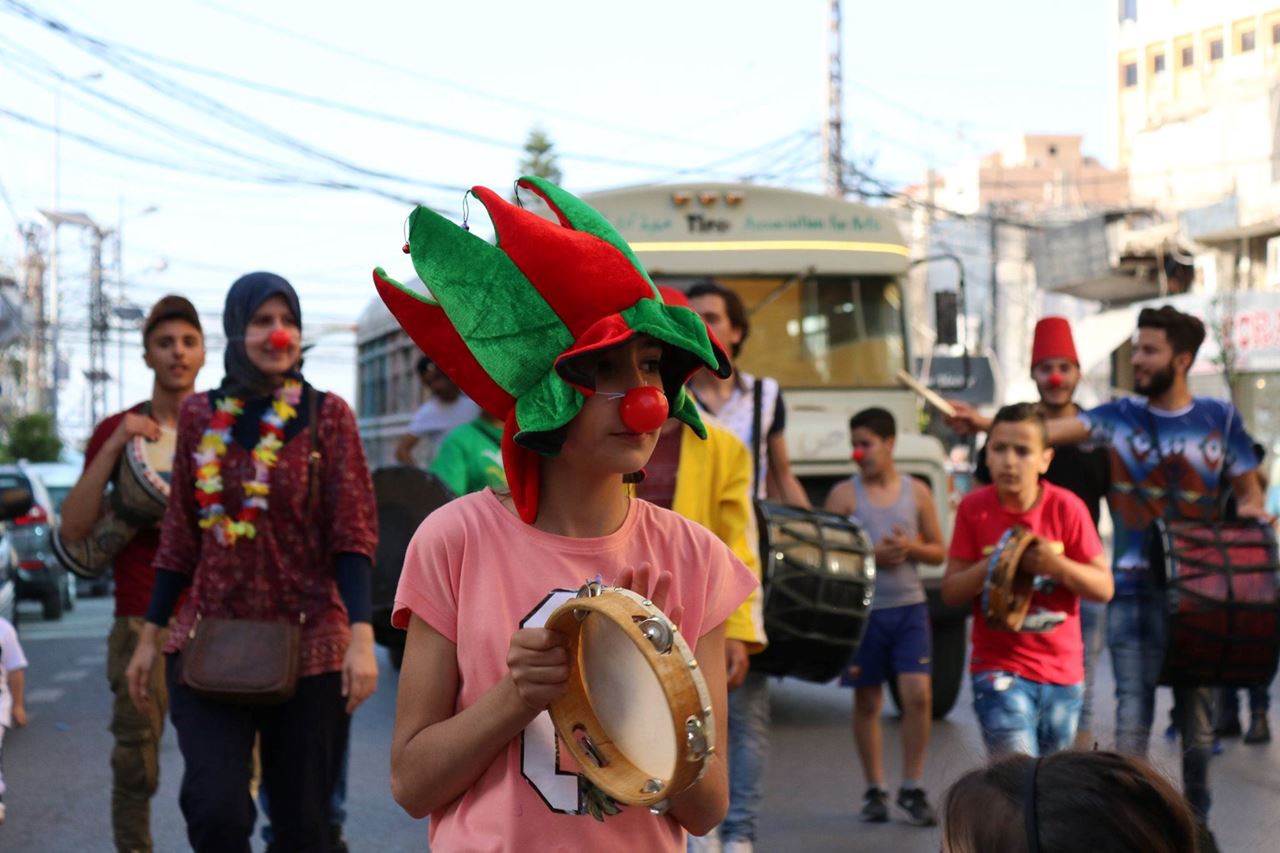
left=545, top=582, right=714, bottom=810
left=982, top=526, right=1041, bottom=632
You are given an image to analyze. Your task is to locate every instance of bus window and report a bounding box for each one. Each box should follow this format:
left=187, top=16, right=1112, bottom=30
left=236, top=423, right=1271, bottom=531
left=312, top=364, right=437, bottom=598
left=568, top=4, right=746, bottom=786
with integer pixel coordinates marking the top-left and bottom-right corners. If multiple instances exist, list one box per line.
left=687, top=275, right=905, bottom=388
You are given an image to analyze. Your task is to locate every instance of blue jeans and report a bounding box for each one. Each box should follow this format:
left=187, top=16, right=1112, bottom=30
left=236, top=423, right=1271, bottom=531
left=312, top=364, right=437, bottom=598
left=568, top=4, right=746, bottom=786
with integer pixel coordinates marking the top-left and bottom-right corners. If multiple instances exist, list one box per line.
left=1108, top=589, right=1215, bottom=819
left=971, top=671, right=1082, bottom=757
left=721, top=670, right=770, bottom=843
left=1219, top=683, right=1271, bottom=719
left=1077, top=600, right=1107, bottom=734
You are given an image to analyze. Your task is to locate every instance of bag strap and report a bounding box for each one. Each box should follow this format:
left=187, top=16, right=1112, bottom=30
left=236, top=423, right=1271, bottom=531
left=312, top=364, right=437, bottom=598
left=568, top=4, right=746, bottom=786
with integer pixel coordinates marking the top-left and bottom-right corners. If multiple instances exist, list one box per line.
left=750, top=377, right=765, bottom=500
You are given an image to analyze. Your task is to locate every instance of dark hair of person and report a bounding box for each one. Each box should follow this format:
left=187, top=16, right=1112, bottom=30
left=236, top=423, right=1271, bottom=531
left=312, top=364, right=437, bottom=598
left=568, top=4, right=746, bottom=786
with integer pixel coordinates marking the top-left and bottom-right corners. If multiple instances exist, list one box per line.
left=142, top=294, right=202, bottom=347
left=849, top=406, right=896, bottom=439
left=942, top=751, right=1199, bottom=853
left=1137, top=305, right=1206, bottom=360
left=686, top=279, right=749, bottom=356
left=416, top=355, right=434, bottom=377
left=991, top=402, right=1048, bottom=448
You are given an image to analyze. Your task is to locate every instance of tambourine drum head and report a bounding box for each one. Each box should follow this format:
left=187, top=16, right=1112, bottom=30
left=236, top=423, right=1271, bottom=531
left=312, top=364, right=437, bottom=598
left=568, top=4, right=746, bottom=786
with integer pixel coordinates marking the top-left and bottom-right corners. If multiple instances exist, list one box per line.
left=580, top=613, right=676, bottom=781
left=371, top=467, right=454, bottom=613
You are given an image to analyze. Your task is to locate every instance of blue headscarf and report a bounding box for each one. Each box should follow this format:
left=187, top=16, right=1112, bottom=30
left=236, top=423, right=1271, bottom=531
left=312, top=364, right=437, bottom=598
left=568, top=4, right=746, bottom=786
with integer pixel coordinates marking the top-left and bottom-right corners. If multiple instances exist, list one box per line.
left=221, top=271, right=303, bottom=397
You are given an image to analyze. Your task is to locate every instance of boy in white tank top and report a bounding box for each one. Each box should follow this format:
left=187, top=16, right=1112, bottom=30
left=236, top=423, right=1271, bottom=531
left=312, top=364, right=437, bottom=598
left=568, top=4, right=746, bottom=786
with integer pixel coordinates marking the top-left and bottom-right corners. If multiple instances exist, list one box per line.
left=824, top=407, right=945, bottom=827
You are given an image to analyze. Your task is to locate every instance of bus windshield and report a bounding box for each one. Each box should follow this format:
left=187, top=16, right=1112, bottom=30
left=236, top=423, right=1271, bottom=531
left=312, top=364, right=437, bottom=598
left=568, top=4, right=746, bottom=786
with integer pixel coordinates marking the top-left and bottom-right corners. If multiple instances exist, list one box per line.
left=679, top=274, right=906, bottom=388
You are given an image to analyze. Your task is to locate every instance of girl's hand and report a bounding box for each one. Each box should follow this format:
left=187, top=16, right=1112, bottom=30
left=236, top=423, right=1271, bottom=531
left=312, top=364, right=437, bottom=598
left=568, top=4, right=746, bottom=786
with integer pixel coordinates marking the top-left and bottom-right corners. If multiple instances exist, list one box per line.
left=342, top=624, right=379, bottom=714
left=506, top=628, right=569, bottom=712
left=614, top=563, right=684, bottom=626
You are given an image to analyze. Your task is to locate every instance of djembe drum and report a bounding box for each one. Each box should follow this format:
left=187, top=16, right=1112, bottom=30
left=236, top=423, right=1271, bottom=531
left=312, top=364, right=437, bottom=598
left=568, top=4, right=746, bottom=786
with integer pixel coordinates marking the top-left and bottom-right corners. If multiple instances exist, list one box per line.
left=52, top=430, right=176, bottom=580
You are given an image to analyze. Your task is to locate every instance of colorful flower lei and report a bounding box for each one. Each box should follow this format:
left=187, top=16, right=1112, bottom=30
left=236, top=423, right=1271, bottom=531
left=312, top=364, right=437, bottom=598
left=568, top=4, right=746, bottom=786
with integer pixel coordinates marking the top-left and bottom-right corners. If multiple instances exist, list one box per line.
left=194, top=379, right=303, bottom=546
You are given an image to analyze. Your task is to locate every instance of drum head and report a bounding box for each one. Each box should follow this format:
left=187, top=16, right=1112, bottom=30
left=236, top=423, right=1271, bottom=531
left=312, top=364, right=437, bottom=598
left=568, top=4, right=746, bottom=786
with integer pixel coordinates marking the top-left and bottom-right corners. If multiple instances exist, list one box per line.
left=140, top=425, right=177, bottom=479
left=372, top=467, right=454, bottom=614
left=580, top=613, right=677, bottom=781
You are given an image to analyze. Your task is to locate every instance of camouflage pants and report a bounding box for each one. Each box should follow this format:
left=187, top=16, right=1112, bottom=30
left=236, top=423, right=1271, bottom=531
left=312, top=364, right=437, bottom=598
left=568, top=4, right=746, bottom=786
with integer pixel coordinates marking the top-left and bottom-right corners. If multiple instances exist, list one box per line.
left=106, top=618, right=168, bottom=853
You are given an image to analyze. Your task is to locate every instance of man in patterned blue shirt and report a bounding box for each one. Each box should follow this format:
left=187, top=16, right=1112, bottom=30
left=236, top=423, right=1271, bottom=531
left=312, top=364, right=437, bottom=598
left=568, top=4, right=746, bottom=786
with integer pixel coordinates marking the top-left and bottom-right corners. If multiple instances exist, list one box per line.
left=949, top=305, right=1265, bottom=842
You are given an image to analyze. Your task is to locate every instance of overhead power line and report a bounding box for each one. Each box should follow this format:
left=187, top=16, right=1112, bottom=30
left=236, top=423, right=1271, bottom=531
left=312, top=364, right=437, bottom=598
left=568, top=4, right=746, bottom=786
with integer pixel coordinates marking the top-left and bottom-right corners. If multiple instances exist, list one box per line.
left=186, top=0, right=740, bottom=154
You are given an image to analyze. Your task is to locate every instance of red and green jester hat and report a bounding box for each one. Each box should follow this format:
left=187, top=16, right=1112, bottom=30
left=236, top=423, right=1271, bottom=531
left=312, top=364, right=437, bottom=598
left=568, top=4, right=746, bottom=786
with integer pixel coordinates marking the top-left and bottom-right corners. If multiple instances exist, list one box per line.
left=372, top=176, right=732, bottom=524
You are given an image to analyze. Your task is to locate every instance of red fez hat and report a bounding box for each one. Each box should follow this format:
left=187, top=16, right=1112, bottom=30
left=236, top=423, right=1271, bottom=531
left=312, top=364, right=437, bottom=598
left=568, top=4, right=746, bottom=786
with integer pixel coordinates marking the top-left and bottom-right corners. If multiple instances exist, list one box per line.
left=1031, top=317, right=1078, bottom=366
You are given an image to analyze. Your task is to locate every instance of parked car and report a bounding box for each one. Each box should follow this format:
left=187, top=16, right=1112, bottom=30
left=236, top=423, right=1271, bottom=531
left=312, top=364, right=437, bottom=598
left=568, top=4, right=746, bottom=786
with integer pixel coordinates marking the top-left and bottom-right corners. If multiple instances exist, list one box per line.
left=0, top=483, right=32, bottom=628
left=0, top=462, right=74, bottom=619
left=27, top=460, right=109, bottom=596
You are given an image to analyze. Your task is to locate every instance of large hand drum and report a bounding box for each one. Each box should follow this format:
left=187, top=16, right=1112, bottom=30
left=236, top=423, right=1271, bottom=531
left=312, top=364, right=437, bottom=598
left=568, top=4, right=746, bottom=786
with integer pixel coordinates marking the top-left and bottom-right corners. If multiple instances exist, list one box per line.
left=545, top=583, right=714, bottom=809
left=749, top=502, right=876, bottom=682
left=52, top=430, right=176, bottom=580
left=982, top=526, right=1041, bottom=632
left=1150, top=520, right=1280, bottom=688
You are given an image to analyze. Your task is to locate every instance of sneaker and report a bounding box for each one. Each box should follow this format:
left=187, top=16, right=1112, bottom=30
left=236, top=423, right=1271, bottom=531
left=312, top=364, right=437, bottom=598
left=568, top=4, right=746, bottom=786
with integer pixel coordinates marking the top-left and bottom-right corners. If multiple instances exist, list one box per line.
left=859, top=787, right=889, bottom=823
left=896, top=787, right=938, bottom=827
left=1245, top=712, right=1272, bottom=745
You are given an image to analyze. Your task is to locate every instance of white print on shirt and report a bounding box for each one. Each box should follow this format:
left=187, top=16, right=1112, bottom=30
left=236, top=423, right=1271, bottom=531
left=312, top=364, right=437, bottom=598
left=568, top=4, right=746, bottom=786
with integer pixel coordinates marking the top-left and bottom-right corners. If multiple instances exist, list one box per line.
left=519, top=589, right=585, bottom=816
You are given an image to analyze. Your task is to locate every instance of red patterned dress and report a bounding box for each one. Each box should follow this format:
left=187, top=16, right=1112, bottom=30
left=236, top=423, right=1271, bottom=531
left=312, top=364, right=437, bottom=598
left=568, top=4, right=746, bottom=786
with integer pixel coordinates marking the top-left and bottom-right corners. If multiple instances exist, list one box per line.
left=153, top=390, right=377, bottom=677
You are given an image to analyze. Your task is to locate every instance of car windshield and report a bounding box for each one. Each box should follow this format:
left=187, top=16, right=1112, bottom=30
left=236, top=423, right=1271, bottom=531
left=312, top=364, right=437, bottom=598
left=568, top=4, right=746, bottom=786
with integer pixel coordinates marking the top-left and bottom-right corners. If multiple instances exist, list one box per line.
left=696, top=274, right=906, bottom=388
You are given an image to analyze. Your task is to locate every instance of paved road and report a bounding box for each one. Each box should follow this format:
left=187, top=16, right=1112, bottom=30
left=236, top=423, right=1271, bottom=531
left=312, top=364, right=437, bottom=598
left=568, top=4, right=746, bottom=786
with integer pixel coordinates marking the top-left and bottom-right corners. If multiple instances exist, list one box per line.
left=4, top=596, right=1280, bottom=851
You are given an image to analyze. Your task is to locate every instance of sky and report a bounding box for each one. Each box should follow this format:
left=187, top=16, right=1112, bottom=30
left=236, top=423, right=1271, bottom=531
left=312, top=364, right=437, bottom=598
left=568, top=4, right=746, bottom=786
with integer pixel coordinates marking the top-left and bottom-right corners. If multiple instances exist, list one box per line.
left=0, top=0, right=1112, bottom=444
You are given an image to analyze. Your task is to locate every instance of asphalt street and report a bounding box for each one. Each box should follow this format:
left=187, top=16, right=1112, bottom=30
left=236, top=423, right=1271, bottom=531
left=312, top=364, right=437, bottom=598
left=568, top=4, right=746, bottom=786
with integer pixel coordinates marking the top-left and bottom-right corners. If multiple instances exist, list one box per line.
left=3, top=596, right=1280, bottom=851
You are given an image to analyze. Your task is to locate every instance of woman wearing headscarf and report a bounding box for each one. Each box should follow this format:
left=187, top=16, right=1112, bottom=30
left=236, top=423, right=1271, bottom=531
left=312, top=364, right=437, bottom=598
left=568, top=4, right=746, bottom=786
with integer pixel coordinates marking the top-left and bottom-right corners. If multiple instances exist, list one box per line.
left=125, top=272, right=378, bottom=853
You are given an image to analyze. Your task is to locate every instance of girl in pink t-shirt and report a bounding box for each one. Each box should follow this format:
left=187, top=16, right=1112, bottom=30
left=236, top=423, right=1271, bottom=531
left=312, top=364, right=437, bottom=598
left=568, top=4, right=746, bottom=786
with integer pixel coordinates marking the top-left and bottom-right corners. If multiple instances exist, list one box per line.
left=375, top=177, right=757, bottom=852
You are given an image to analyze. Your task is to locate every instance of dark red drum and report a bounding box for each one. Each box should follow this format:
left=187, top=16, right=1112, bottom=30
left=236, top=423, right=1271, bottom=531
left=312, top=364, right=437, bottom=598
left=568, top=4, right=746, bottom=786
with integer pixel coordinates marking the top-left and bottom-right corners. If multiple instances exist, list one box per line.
left=1150, top=520, right=1280, bottom=688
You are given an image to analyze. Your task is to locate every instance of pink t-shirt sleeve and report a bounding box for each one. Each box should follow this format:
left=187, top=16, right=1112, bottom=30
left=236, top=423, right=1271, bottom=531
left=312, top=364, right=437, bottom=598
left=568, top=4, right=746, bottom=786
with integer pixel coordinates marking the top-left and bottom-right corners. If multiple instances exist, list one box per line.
left=695, top=535, right=757, bottom=640
left=392, top=503, right=463, bottom=641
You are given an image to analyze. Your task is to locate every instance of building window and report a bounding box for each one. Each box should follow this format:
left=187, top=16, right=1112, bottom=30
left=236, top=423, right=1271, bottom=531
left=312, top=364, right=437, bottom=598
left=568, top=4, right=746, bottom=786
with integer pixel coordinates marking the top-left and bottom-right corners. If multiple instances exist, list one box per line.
left=1181, top=45, right=1194, bottom=67
left=1122, top=62, right=1138, bottom=87
left=1242, top=29, right=1256, bottom=52
left=1153, top=53, right=1166, bottom=73
left=1273, top=22, right=1280, bottom=45
left=1118, top=0, right=1137, bottom=23
left=1210, top=38, right=1224, bottom=61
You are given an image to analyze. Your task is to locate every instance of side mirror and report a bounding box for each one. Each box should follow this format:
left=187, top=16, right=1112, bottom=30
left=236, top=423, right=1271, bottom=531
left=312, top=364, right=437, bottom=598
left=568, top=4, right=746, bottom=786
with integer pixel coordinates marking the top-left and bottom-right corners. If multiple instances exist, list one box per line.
left=0, top=486, right=33, bottom=521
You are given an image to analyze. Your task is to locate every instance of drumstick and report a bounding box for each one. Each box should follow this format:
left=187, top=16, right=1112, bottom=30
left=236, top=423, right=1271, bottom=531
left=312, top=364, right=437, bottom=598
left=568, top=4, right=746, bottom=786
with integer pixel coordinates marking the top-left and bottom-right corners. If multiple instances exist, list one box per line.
left=895, top=369, right=957, bottom=418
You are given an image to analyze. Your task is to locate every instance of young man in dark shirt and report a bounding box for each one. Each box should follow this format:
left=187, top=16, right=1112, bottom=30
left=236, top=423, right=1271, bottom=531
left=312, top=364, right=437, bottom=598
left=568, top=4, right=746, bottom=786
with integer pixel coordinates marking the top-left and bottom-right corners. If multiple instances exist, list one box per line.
left=58, top=296, right=204, bottom=853
left=974, top=317, right=1110, bottom=746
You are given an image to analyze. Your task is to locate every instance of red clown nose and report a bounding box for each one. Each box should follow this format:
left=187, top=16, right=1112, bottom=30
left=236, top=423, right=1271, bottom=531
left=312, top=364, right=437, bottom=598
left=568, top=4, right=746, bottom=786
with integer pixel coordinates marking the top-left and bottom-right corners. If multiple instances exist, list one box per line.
left=852, top=447, right=866, bottom=463
left=618, top=386, right=668, bottom=433
left=269, top=328, right=293, bottom=350
left=1048, top=372, right=1064, bottom=389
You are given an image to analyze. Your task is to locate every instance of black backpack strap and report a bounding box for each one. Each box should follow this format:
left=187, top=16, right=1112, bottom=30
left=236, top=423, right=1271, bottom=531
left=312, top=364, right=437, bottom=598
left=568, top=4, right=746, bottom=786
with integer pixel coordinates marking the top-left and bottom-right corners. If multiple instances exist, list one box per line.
left=751, top=377, right=764, bottom=499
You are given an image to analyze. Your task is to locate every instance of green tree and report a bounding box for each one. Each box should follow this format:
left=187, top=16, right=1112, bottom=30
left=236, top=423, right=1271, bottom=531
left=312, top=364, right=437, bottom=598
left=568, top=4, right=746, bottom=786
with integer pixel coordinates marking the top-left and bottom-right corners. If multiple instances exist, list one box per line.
left=519, top=127, right=563, bottom=185
left=6, top=413, right=62, bottom=462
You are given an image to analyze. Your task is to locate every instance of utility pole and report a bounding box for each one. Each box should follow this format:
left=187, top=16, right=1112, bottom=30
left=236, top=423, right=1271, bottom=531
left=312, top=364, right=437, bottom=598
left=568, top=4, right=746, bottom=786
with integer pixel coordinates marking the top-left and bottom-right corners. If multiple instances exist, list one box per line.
left=88, top=224, right=109, bottom=427
left=988, top=202, right=1000, bottom=369
left=21, top=224, right=46, bottom=414
left=822, top=0, right=846, bottom=198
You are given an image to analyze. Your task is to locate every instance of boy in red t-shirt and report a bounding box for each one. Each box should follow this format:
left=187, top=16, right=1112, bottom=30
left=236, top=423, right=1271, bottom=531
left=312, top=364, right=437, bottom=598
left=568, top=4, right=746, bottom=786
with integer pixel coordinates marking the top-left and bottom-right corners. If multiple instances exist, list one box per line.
left=942, top=403, right=1112, bottom=756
